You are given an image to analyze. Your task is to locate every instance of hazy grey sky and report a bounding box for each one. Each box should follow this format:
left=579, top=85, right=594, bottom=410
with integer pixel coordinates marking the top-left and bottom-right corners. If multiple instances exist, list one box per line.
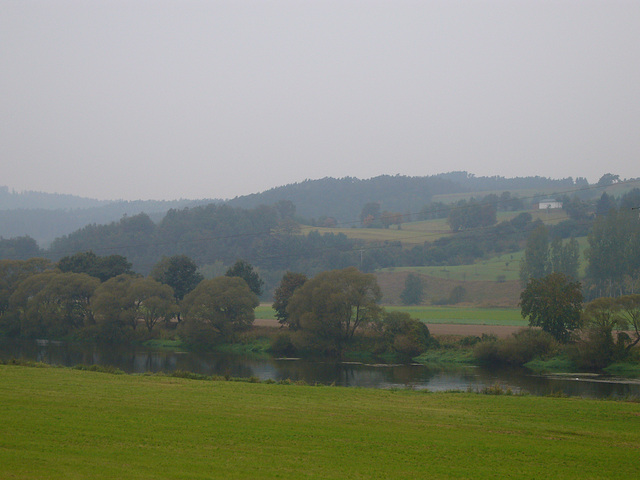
left=2, top=1, right=639, bottom=201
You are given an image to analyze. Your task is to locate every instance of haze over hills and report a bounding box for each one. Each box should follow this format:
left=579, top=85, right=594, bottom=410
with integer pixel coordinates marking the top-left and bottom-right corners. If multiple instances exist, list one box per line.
left=1, top=172, right=595, bottom=245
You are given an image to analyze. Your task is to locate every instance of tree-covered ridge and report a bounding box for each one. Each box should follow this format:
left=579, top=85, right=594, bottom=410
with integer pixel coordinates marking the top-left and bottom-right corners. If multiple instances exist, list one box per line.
left=226, top=172, right=587, bottom=223
left=0, top=198, right=222, bottom=246
left=0, top=173, right=618, bottom=244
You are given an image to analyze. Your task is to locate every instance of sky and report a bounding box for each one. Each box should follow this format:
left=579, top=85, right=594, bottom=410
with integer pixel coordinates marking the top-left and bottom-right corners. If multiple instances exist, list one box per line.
left=1, top=1, right=639, bottom=201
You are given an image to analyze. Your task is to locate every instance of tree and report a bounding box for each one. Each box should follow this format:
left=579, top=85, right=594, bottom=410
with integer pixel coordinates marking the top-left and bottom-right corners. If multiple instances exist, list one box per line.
left=129, top=277, right=176, bottom=332
left=597, top=173, right=620, bottom=186
left=272, top=271, right=308, bottom=329
left=225, top=259, right=264, bottom=296
left=400, top=273, right=424, bottom=305
left=287, top=267, right=382, bottom=356
left=577, top=297, right=627, bottom=369
left=616, top=294, right=640, bottom=351
left=8, top=271, right=99, bottom=338
left=585, top=208, right=640, bottom=297
left=275, top=200, right=296, bottom=220
left=519, top=223, right=550, bottom=285
left=58, top=251, right=133, bottom=282
left=181, top=276, right=259, bottom=345
left=360, top=202, right=381, bottom=227
left=0, top=258, right=53, bottom=316
left=520, top=273, right=583, bottom=343
left=92, top=274, right=139, bottom=340
left=447, top=199, right=497, bottom=232
left=549, top=236, right=580, bottom=280
left=0, top=236, right=40, bottom=260
left=151, top=255, right=203, bottom=306
left=595, top=192, right=616, bottom=216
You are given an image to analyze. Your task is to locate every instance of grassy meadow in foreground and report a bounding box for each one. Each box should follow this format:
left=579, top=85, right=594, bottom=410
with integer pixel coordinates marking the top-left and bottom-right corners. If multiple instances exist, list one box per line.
left=1, top=365, right=639, bottom=479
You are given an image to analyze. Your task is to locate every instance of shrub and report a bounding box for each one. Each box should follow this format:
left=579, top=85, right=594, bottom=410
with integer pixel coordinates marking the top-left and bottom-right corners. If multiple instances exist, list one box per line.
left=381, top=311, right=432, bottom=358
left=474, top=329, right=557, bottom=366
left=270, top=332, right=297, bottom=357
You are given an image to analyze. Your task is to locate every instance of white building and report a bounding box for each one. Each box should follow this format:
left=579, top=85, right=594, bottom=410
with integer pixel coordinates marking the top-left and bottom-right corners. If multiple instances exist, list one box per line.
left=538, top=199, right=563, bottom=210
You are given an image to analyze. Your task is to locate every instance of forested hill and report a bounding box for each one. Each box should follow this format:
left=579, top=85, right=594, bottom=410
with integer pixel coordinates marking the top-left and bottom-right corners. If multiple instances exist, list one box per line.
left=2, top=173, right=581, bottom=245
left=226, top=173, right=582, bottom=223
left=0, top=185, right=108, bottom=210
left=0, top=186, right=220, bottom=246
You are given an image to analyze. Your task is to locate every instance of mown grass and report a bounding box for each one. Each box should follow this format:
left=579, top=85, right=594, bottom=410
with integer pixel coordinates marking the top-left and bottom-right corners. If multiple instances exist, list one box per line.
left=1, top=364, right=639, bottom=479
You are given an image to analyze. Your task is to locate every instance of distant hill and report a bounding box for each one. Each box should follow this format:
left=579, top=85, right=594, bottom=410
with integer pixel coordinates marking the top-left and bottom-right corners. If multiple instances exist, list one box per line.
left=0, top=173, right=584, bottom=245
left=0, top=186, right=220, bottom=246
left=227, top=173, right=582, bottom=223
left=0, top=185, right=109, bottom=210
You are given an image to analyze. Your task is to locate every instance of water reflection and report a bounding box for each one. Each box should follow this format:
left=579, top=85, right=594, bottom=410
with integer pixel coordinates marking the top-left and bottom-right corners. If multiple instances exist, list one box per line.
left=2, top=340, right=639, bottom=399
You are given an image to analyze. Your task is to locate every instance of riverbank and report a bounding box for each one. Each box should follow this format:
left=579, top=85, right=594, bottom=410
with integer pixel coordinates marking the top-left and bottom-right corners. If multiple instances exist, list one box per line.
left=1, top=364, right=639, bottom=479
left=254, top=318, right=526, bottom=338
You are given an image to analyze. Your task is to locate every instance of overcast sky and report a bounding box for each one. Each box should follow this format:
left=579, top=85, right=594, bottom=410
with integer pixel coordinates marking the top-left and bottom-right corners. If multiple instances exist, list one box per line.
left=1, top=1, right=638, bottom=201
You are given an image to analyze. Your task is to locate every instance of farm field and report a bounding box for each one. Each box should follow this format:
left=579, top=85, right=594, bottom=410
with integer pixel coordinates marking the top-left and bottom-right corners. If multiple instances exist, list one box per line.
left=297, top=208, right=571, bottom=248
left=298, top=218, right=451, bottom=245
left=383, top=306, right=525, bottom=326
left=1, top=365, right=639, bottom=479
left=255, top=305, right=525, bottom=326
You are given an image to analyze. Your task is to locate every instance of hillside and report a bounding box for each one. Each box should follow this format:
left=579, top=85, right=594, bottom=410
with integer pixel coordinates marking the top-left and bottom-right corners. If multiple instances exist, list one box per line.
left=227, top=172, right=581, bottom=223
left=1, top=173, right=584, bottom=246
left=0, top=186, right=221, bottom=246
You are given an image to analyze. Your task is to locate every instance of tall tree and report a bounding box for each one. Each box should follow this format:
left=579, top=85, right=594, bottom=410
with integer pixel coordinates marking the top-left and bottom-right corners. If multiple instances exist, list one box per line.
left=520, top=273, right=583, bottom=343
left=519, top=223, right=550, bottom=285
left=400, top=273, right=424, bottom=305
left=272, top=271, right=308, bottom=329
left=585, top=208, right=640, bottom=297
left=550, top=237, right=580, bottom=280
left=151, top=255, right=203, bottom=304
left=225, top=259, right=264, bottom=296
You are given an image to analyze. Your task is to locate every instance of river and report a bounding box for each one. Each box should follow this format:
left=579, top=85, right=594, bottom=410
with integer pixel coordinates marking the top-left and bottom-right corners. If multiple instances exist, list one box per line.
left=2, top=339, right=639, bottom=399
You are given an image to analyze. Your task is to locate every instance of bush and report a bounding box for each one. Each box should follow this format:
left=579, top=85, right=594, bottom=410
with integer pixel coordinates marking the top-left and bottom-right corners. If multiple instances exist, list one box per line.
left=474, top=329, right=557, bottom=366
left=381, top=311, right=432, bottom=358
left=571, top=327, right=629, bottom=370
left=270, top=332, right=297, bottom=357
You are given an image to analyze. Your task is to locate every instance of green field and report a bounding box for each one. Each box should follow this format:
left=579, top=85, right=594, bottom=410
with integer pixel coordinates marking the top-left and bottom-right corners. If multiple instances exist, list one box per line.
left=382, top=251, right=524, bottom=282
left=256, top=304, right=525, bottom=326
left=1, top=365, right=639, bottom=479
left=384, top=306, right=525, bottom=325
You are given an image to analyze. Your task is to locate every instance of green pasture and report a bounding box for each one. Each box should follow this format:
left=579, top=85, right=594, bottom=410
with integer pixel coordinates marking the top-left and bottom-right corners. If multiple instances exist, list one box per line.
left=256, top=305, right=524, bottom=325
left=1, top=365, right=639, bottom=479
left=382, top=235, right=588, bottom=282
left=382, top=251, right=524, bottom=282
left=384, top=306, right=525, bottom=326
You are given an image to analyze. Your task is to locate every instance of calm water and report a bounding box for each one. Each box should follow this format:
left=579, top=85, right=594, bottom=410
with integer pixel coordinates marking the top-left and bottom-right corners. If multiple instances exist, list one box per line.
left=2, top=340, right=640, bottom=399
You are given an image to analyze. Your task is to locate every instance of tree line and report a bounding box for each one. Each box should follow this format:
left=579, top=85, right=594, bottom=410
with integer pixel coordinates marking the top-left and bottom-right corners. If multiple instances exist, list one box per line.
left=0, top=254, right=432, bottom=360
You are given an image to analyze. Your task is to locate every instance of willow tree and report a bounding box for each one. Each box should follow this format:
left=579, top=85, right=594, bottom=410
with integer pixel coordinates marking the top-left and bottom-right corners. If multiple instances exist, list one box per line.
left=287, top=267, right=382, bottom=356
